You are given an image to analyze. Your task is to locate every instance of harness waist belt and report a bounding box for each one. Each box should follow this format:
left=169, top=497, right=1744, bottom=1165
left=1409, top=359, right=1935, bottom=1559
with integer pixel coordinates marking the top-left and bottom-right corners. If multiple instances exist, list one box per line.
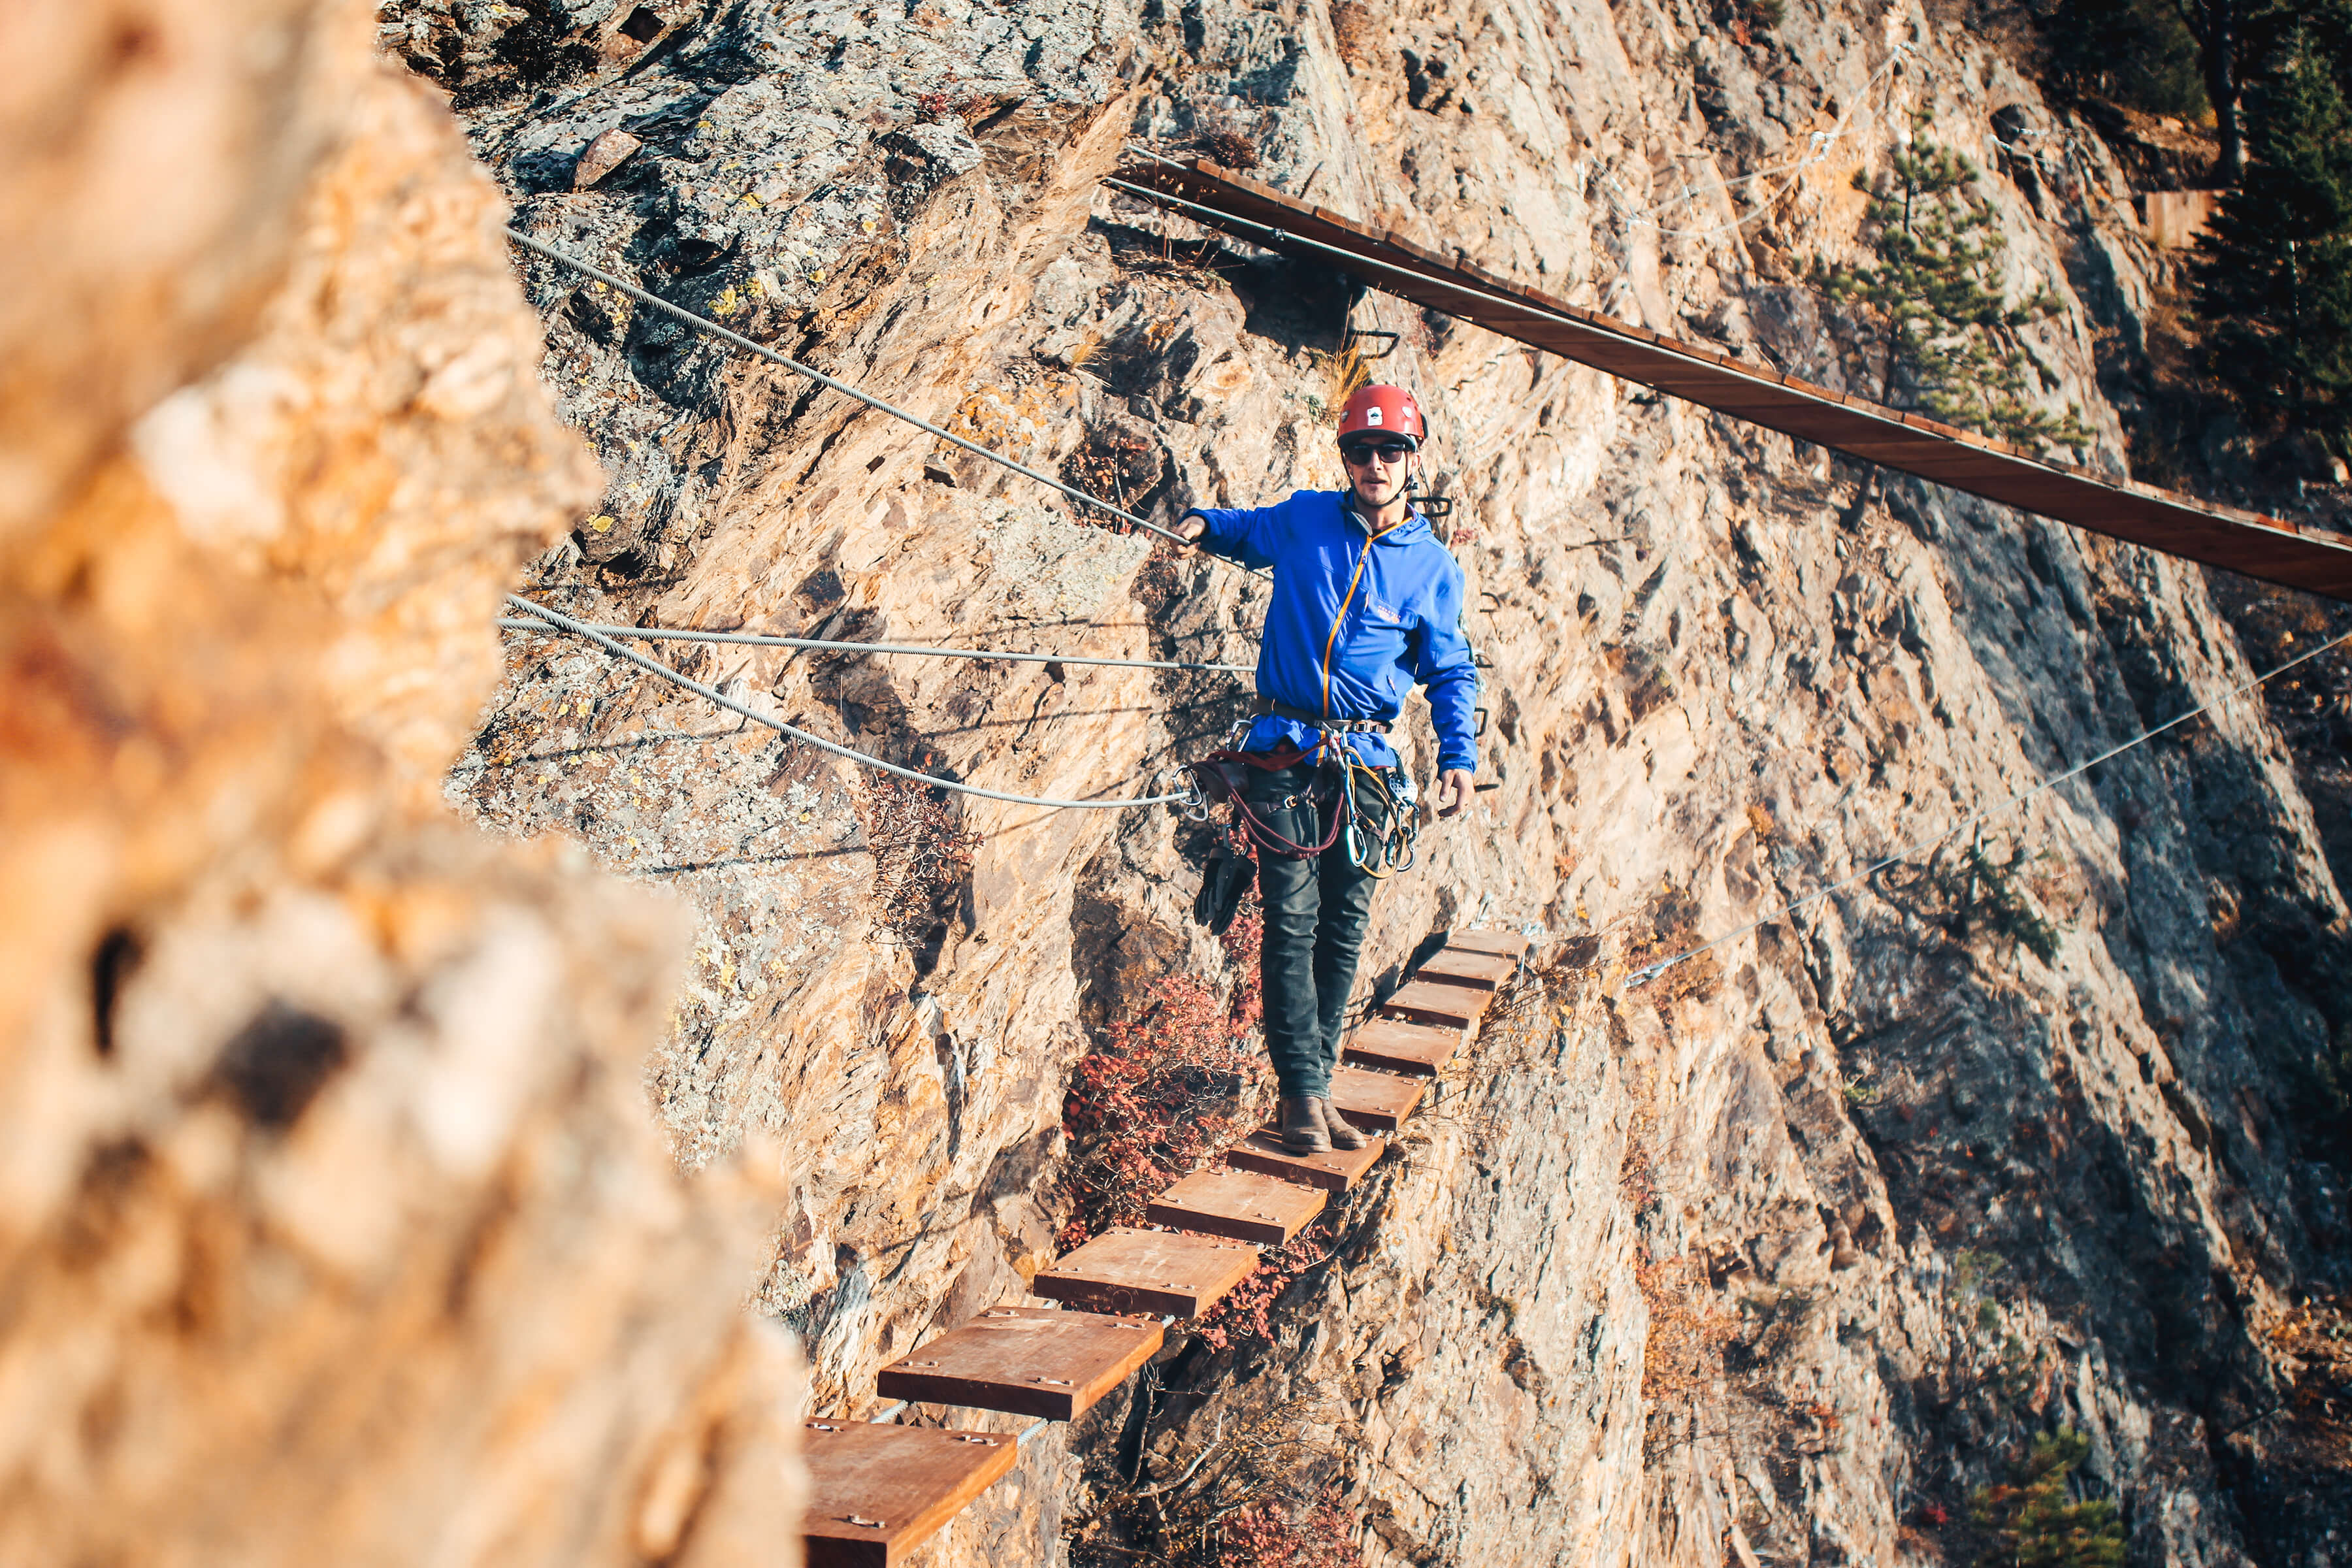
left=1253, top=695, right=1391, bottom=735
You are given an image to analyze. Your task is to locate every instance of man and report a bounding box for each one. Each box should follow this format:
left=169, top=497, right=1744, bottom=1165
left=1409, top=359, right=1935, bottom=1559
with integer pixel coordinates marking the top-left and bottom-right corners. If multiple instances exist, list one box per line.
left=1177, top=383, right=1478, bottom=1154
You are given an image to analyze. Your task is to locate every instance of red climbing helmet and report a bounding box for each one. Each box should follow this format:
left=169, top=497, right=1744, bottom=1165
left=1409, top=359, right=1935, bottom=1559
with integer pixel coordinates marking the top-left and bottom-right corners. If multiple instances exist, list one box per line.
left=1336, top=384, right=1426, bottom=447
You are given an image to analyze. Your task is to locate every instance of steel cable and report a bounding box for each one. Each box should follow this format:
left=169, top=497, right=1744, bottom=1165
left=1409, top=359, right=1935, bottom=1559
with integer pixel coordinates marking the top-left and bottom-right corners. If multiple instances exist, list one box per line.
left=1618, top=629, right=2352, bottom=990
left=495, top=615, right=1252, bottom=674
left=502, top=228, right=1264, bottom=580
left=504, top=595, right=1193, bottom=811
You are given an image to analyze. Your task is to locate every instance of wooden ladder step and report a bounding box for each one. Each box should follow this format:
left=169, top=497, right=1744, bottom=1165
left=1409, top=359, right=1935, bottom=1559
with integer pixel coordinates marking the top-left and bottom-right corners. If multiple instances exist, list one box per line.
left=1328, top=1064, right=1426, bottom=1132
left=1444, top=926, right=1531, bottom=958
left=1343, top=1017, right=1463, bottom=1075
left=1031, top=1228, right=1260, bottom=1317
left=801, top=1418, right=1020, bottom=1567
left=1224, top=1128, right=1384, bottom=1192
left=1146, top=1166, right=1327, bottom=1245
left=1378, top=979, right=1490, bottom=1030
left=1415, top=946, right=1519, bottom=990
left=875, top=1305, right=1163, bottom=1422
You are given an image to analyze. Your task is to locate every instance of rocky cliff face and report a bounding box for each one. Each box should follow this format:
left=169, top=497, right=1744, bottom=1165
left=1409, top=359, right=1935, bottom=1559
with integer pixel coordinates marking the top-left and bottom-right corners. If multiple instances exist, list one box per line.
left=0, top=2, right=798, bottom=1561
left=392, top=0, right=2344, bottom=1562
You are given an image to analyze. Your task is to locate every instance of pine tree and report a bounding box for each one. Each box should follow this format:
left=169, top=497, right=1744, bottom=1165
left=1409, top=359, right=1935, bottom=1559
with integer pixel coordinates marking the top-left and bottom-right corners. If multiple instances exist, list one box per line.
left=2192, top=8, right=2352, bottom=449
left=2045, top=0, right=2210, bottom=118
left=1814, top=120, right=2094, bottom=453
left=1969, top=1429, right=2127, bottom=1568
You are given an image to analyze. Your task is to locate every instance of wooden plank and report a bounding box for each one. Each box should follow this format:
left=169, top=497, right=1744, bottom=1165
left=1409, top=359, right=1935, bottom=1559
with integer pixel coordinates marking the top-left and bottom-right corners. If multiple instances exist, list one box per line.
left=1109, top=159, right=2352, bottom=602
left=1343, top=1017, right=1463, bottom=1075
left=1443, top=927, right=1532, bottom=958
left=1225, top=1128, right=1385, bottom=1192
left=877, top=1305, right=1162, bottom=1421
left=1030, top=1228, right=1259, bottom=1317
left=1328, top=1064, right=1426, bottom=1132
left=1414, top=947, right=1518, bottom=990
left=801, top=1419, right=1021, bottom=1568
left=1379, top=979, right=1490, bottom=1030
left=1146, top=1166, right=1328, bottom=1245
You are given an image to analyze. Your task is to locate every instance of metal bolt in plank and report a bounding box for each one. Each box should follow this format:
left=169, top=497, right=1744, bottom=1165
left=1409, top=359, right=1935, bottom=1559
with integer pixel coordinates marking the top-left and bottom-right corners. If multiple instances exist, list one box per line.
left=1031, top=1228, right=1260, bottom=1317
left=1379, top=979, right=1490, bottom=1030
left=1343, top=1017, right=1463, bottom=1075
left=1225, top=1128, right=1384, bottom=1192
left=1327, top=1064, right=1426, bottom=1132
left=1147, top=1166, right=1328, bottom=1245
left=801, top=1419, right=1021, bottom=1567
left=877, top=1305, right=1163, bottom=1421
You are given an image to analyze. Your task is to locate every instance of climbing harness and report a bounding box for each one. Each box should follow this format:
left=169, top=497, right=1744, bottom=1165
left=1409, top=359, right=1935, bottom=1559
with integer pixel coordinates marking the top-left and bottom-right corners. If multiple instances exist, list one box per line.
left=1619, top=627, right=2352, bottom=992
left=504, top=595, right=1190, bottom=811
left=502, top=229, right=1266, bottom=580
left=1182, top=749, right=1346, bottom=861
left=1252, top=694, right=1387, bottom=734
left=1179, top=732, right=1423, bottom=878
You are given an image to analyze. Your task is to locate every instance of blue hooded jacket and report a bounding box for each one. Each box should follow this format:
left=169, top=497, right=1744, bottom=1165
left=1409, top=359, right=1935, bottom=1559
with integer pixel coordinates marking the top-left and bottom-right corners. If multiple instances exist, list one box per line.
left=1189, top=489, right=1478, bottom=774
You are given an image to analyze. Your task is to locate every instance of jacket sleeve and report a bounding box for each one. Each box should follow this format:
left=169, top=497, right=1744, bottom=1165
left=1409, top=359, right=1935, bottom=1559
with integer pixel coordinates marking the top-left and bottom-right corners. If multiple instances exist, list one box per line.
left=1413, top=556, right=1479, bottom=774
left=1183, top=497, right=1288, bottom=572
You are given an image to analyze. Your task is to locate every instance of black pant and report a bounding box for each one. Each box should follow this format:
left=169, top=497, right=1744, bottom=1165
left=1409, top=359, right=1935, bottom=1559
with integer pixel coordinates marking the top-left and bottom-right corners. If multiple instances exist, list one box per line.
left=1243, top=761, right=1379, bottom=1101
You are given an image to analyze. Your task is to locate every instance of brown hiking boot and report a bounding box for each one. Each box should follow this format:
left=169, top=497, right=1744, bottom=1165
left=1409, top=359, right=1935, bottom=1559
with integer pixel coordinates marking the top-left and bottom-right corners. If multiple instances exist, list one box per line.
left=1278, top=1096, right=1330, bottom=1154
left=1318, top=1098, right=1369, bottom=1151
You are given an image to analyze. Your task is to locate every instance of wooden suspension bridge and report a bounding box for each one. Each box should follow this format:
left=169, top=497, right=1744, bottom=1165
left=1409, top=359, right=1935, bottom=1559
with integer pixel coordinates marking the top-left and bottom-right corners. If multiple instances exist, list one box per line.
left=1107, top=156, right=2352, bottom=604
left=800, top=928, right=1527, bottom=1565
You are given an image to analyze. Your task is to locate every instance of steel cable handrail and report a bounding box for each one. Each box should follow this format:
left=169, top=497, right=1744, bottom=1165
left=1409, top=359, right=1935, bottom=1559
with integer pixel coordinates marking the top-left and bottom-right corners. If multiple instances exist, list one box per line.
left=504, top=595, right=1194, bottom=811
left=502, top=228, right=1264, bottom=580
left=495, top=615, right=1252, bottom=674
left=1620, top=629, right=2352, bottom=989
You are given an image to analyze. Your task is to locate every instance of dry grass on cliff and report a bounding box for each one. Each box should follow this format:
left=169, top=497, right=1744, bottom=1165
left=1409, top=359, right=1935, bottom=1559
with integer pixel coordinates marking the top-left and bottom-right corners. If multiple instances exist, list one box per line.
left=1070, top=1386, right=1365, bottom=1568
left=2268, top=1293, right=2352, bottom=1452
left=1328, top=0, right=1377, bottom=65
left=1635, top=1250, right=1736, bottom=1403
left=851, top=768, right=978, bottom=944
left=1622, top=883, right=1723, bottom=1006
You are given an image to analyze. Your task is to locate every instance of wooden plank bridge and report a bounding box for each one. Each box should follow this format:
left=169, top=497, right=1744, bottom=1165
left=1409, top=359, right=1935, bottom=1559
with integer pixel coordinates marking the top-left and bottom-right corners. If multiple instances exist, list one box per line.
left=801, top=928, right=1529, bottom=1564
left=1104, top=156, right=2352, bottom=604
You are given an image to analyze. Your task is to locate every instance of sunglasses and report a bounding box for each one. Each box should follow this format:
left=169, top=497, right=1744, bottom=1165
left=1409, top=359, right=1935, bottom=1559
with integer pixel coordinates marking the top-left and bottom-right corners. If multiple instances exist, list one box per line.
left=1341, top=440, right=1415, bottom=465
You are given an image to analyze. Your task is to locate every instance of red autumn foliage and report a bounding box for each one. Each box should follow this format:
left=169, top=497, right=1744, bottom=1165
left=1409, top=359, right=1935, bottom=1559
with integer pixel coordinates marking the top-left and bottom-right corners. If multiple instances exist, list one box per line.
left=1214, top=1488, right=1365, bottom=1567
left=1061, top=830, right=1266, bottom=1243
left=1059, top=829, right=1339, bottom=1352
left=1196, top=1232, right=1326, bottom=1352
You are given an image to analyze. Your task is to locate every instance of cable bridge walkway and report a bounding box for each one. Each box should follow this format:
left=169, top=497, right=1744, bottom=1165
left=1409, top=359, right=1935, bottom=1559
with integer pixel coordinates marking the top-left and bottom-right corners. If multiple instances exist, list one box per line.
left=1107, top=153, right=2352, bottom=605
left=798, top=928, right=1529, bottom=1567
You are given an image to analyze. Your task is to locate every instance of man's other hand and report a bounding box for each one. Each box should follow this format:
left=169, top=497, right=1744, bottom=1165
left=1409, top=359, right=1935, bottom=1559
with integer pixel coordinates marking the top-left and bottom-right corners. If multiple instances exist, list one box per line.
left=1175, top=513, right=1207, bottom=547
left=1436, top=768, right=1474, bottom=818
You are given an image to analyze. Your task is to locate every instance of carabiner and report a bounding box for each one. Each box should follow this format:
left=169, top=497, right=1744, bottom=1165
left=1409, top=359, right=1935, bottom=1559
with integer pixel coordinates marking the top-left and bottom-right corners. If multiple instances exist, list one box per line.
left=1158, top=766, right=1213, bottom=823
left=1386, top=828, right=1417, bottom=874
